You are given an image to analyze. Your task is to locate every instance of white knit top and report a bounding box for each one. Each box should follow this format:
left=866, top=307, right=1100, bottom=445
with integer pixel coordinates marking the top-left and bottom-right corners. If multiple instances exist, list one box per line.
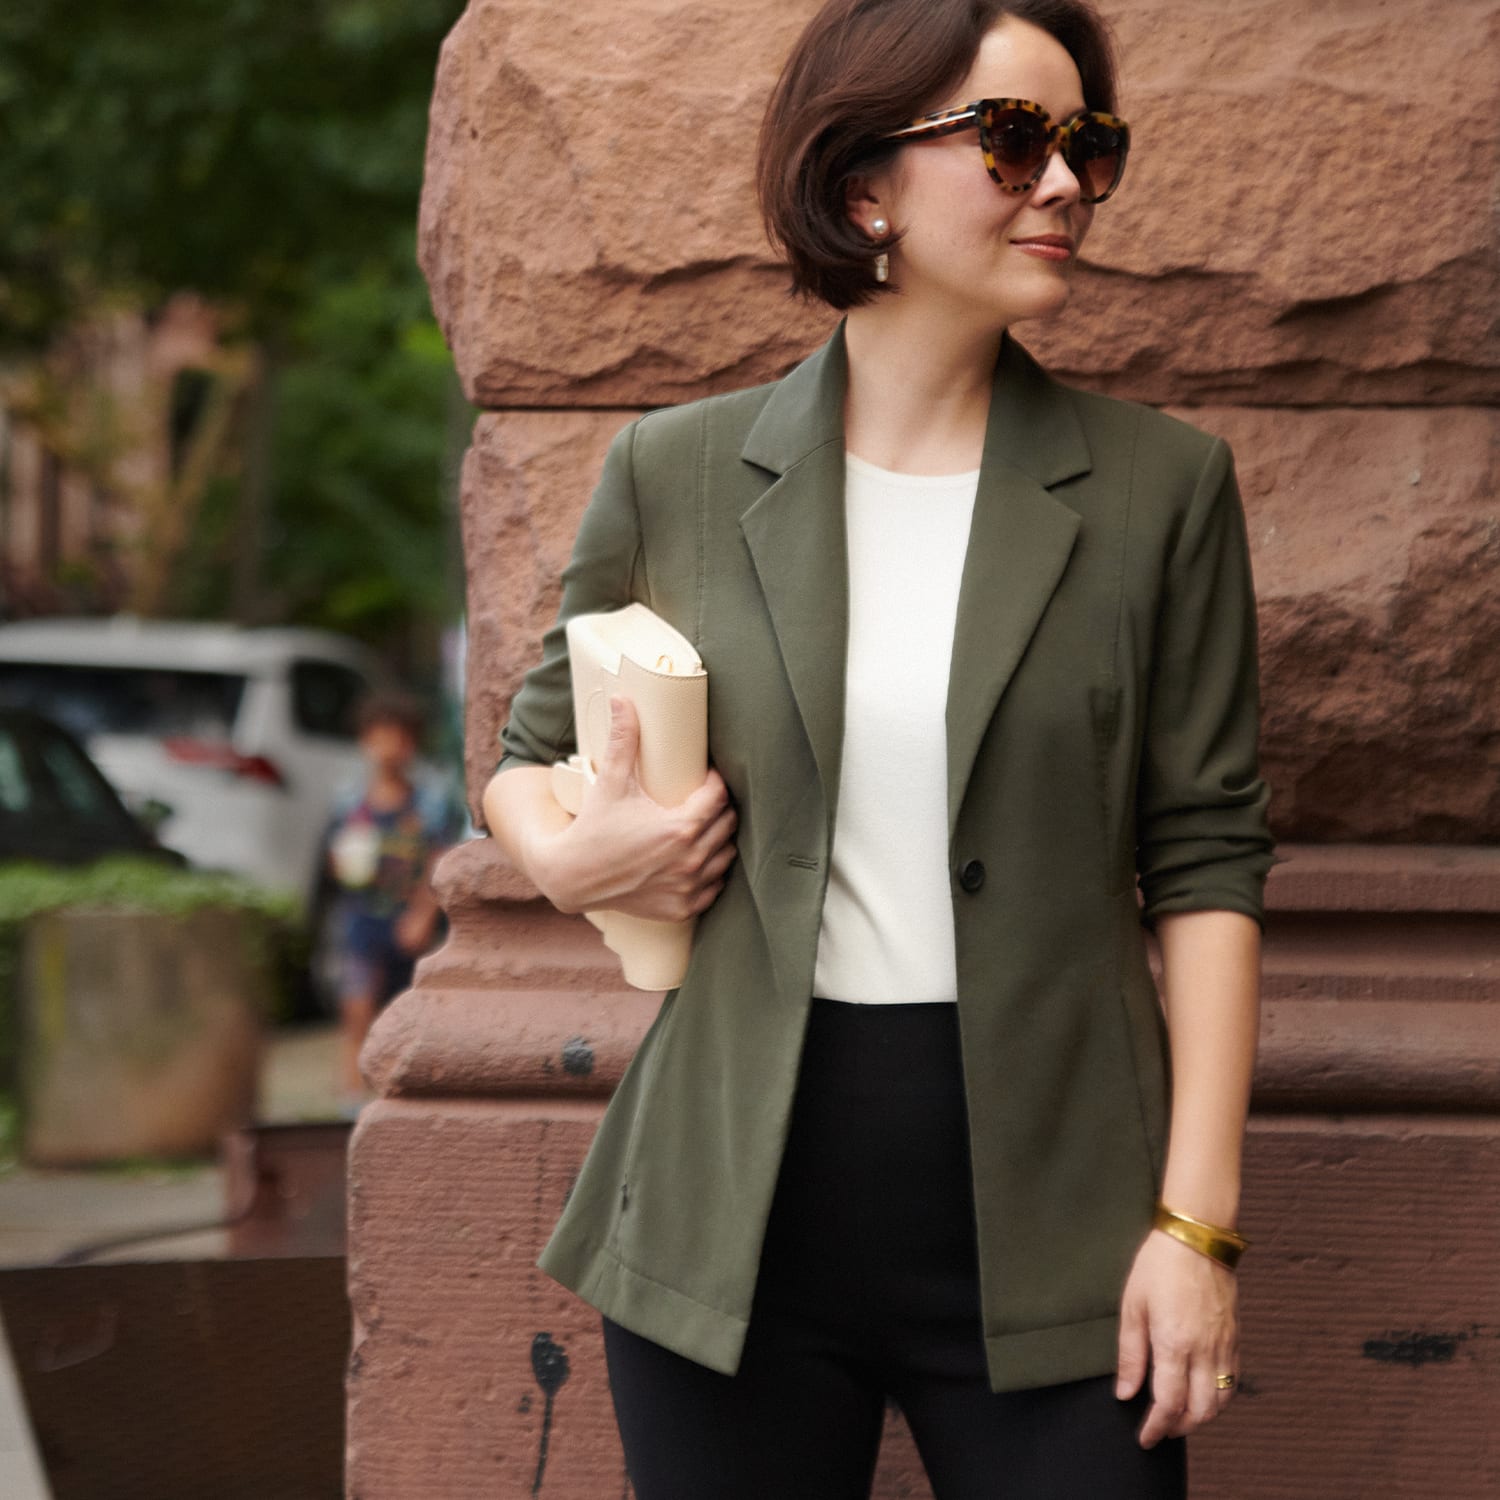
left=812, top=450, right=980, bottom=1004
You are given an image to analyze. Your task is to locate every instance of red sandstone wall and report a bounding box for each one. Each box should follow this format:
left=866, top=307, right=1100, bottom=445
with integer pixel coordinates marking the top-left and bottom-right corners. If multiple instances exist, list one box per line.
left=421, top=0, right=1500, bottom=845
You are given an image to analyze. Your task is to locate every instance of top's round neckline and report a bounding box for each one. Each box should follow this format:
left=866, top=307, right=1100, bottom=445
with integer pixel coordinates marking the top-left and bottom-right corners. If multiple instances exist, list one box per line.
left=844, top=450, right=982, bottom=486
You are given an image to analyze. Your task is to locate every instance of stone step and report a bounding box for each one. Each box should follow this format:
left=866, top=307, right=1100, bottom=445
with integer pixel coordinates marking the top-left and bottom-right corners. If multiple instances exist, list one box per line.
left=1265, top=843, right=1500, bottom=914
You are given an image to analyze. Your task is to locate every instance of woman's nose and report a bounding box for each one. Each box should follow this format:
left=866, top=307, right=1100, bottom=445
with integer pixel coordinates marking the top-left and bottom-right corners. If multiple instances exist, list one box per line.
left=1031, top=144, right=1083, bottom=207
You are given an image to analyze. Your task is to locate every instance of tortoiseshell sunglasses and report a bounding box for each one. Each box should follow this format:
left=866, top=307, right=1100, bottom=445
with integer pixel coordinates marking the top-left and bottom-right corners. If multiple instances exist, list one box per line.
left=881, top=98, right=1130, bottom=204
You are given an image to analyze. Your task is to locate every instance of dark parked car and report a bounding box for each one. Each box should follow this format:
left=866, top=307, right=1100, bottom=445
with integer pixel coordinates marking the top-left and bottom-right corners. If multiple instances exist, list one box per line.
left=0, top=708, right=185, bottom=867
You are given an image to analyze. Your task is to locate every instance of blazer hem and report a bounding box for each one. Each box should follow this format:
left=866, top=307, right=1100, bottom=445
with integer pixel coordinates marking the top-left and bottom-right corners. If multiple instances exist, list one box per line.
left=539, top=1231, right=1126, bottom=1395
left=536, top=1232, right=748, bottom=1378
left=983, top=1313, right=1123, bottom=1394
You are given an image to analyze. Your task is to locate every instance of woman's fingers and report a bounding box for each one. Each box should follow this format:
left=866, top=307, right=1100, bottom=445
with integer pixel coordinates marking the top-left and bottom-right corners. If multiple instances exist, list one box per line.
left=596, top=696, right=642, bottom=797
left=657, top=812, right=736, bottom=919
left=1146, top=1329, right=1239, bottom=1443
left=1178, top=1356, right=1223, bottom=1438
left=1142, top=1318, right=1240, bottom=1444
left=1115, top=1296, right=1149, bottom=1401
left=686, top=877, right=728, bottom=916
left=1202, top=1333, right=1239, bottom=1426
left=680, top=764, right=732, bottom=824
left=689, top=802, right=738, bottom=866
left=1137, top=1349, right=1188, bottom=1448
left=1160, top=1344, right=1237, bottom=1440
left=701, top=838, right=738, bottom=884
left=1215, top=1358, right=1240, bottom=1416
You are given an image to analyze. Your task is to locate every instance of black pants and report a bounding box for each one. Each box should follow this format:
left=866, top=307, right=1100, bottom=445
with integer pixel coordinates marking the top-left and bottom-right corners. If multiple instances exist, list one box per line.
left=603, top=996, right=1186, bottom=1499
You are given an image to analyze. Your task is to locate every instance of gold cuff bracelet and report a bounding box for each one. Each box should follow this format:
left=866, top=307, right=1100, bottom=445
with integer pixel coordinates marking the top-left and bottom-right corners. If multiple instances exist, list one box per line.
left=1153, top=1203, right=1249, bottom=1270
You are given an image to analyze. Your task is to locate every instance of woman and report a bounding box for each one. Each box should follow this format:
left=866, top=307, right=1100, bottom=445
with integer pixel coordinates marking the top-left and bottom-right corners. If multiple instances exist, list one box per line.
left=484, top=0, right=1274, bottom=1494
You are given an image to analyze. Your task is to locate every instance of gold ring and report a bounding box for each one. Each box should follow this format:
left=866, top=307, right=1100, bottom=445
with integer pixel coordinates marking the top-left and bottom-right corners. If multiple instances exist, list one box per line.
left=1215, top=1372, right=1236, bottom=1390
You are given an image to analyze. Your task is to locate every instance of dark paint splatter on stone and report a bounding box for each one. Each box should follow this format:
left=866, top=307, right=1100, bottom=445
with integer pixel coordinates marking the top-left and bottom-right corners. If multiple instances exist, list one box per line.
left=561, top=1036, right=595, bottom=1076
left=530, top=1332, right=570, bottom=1493
left=1362, top=1330, right=1465, bottom=1366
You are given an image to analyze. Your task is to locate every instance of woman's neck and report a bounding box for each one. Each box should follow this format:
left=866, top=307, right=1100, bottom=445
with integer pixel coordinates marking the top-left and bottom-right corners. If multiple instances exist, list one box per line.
left=841, top=304, right=1005, bottom=476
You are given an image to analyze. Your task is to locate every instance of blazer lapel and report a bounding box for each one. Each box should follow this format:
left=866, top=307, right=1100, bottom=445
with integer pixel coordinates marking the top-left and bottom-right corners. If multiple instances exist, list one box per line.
left=736, top=317, right=1094, bottom=840
left=738, top=321, right=850, bottom=820
left=946, top=336, right=1092, bottom=833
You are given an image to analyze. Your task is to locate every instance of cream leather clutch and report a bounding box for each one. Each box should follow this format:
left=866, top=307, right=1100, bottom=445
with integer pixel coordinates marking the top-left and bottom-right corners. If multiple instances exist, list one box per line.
left=550, top=603, right=709, bottom=990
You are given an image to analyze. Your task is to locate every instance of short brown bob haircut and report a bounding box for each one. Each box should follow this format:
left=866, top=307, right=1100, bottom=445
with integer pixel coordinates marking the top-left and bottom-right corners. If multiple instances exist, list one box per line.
left=755, top=0, right=1120, bottom=311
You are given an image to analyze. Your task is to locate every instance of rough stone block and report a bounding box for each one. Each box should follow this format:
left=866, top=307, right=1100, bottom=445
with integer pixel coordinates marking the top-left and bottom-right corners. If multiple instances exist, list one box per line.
left=1197, top=1118, right=1500, bottom=1499
left=347, top=843, right=1500, bottom=1496
left=346, top=1102, right=618, bottom=1498
left=1182, top=404, right=1500, bottom=842
left=346, top=1096, right=939, bottom=1498
left=461, top=403, right=1500, bottom=841
left=345, top=1051, right=1500, bottom=1499
left=418, top=0, right=830, bottom=408
left=1025, top=0, right=1500, bottom=405
left=419, top=0, right=1499, bottom=407
left=460, top=408, right=637, bottom=810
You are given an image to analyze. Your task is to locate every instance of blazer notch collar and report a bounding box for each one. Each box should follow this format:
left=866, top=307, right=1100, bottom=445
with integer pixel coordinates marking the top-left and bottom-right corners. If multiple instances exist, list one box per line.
left=739, top=320, right=848, bottom=481
left=983, top=334, right=1092, bottom=492
left=739, top=320, right=1092, bottom=494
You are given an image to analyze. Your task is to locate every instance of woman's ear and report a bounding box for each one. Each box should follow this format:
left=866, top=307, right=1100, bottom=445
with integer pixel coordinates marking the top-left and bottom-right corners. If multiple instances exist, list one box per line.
left=844, top=172, right=888, bottom=239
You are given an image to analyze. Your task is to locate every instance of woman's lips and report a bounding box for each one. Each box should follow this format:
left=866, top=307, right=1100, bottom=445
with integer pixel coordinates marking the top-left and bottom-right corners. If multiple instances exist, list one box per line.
left=1012, top=236, right=1074, bottom=261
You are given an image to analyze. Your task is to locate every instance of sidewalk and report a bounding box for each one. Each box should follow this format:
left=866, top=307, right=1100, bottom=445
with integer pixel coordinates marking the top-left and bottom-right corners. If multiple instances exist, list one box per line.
left=0, top=1020, right=346, bottom=1268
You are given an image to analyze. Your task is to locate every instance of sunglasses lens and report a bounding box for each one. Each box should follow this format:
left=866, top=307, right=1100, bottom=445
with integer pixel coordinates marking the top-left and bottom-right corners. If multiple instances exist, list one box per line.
left=1066, top=115, right=1127, bottom=202
left=987, top=107, right=1051, bottom=188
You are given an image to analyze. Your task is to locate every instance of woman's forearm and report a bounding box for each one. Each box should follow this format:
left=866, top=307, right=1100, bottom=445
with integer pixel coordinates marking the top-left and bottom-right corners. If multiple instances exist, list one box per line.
left=1153, top=908, right=1262, bottom=1230
left=482, top=765, right=577, bottom=899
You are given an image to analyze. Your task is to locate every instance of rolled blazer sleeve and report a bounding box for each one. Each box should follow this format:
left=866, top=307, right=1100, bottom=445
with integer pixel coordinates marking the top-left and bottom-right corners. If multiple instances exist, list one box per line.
left=495, top=416, right=646, bottom=775
left=1135, top=436, right=1275, bottom=932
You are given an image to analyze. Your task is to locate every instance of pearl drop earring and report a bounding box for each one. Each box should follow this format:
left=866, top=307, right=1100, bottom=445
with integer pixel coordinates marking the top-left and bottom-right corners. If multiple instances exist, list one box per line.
left=871, top=217, right=889, bottom=281
left=872, top=217, right=888, bottom=234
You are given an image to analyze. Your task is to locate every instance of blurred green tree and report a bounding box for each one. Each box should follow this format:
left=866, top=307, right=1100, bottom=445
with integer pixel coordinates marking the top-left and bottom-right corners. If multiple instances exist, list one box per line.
left=0, top=0, right=469, bottom=669
left=177, top=271, right=467, bottom=655
left=0, top=0, right=461, bottom=347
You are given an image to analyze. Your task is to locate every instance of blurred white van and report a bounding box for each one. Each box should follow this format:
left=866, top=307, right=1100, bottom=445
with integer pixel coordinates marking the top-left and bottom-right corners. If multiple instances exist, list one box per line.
left=0, top=617, right=393, bottom=904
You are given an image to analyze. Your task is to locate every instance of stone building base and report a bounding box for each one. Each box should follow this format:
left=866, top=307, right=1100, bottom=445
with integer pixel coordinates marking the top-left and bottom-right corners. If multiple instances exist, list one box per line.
left=345, top=843, right=1500, bottom=1498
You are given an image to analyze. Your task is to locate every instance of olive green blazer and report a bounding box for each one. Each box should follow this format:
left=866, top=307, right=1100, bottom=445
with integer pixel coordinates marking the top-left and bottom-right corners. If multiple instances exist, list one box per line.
left=498, top=317, right=1275, bottom=1394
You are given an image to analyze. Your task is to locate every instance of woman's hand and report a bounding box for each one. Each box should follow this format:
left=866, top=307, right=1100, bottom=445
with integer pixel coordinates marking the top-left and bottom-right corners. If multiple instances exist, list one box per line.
left=530, top=696, right=737, bottom=922
left=1116, top=1226, right=1239, bottom=1447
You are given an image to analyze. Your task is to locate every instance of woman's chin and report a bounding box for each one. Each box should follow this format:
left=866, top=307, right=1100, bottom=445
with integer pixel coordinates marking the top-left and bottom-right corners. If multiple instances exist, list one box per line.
left=888, top=270, right=1075, bottom=328
left=1004, top=278, right=1075, bottom=327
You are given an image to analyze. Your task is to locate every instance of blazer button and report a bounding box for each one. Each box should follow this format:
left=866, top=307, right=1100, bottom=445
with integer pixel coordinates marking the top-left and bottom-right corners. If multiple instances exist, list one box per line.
left=958, top=859, right=986, bottom=894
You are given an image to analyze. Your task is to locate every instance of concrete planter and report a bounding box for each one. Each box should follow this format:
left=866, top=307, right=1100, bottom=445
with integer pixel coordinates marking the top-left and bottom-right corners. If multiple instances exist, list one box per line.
left=18, top=907, right=271, bottom=1166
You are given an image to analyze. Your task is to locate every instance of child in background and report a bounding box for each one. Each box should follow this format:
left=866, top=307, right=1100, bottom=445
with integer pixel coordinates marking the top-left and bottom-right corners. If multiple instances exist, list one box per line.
left=326, top=690, right=460, bottom=1115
